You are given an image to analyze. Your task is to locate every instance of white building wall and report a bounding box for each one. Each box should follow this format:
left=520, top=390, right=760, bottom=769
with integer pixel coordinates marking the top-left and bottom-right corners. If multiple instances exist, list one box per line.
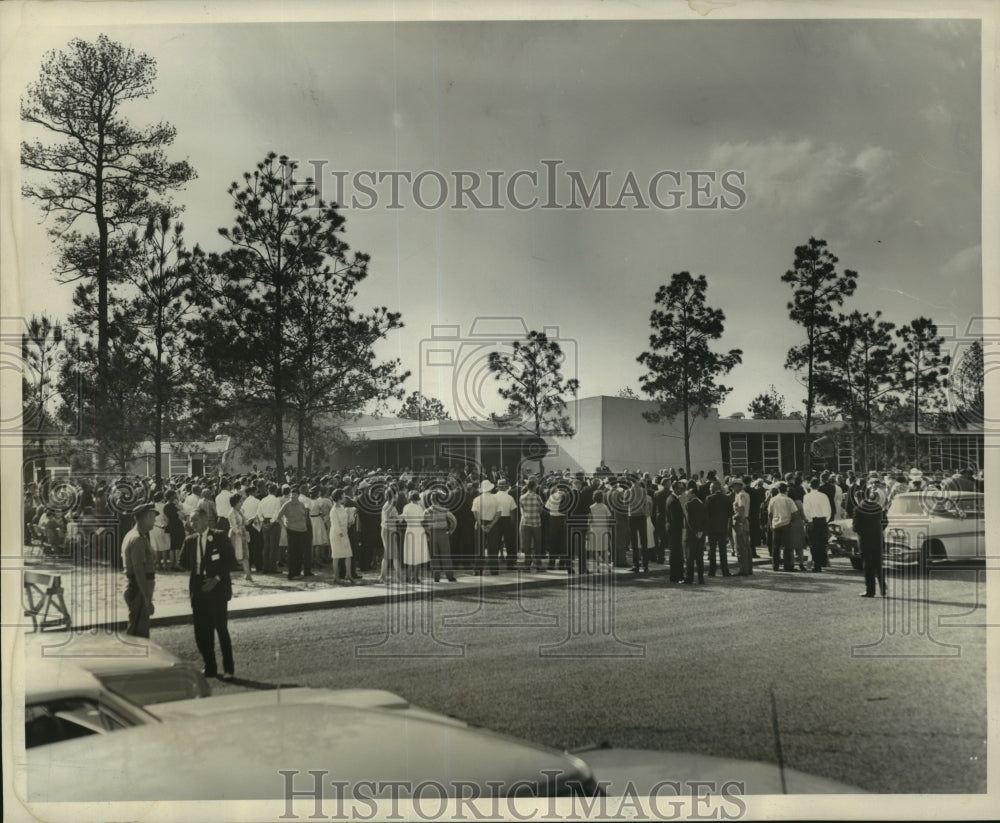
left=543, top=397, right=724, bottom=475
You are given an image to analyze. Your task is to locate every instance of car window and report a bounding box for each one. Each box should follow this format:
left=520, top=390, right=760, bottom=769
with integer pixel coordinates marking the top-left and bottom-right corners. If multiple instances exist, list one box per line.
left=101, top=670, right=209, bottom=706
left=25, top=699, right=128, bottom=748
left=888, top=497, right=924, bottom=516
left=926, top=497, right=983, bottom=518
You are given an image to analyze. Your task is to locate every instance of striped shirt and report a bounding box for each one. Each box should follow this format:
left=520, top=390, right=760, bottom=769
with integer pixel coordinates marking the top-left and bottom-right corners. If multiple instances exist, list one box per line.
left=518, top=491, right=543, bottom=527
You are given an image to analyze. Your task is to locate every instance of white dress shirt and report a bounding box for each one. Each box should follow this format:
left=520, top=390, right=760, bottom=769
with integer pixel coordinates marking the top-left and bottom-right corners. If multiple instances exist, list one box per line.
left=802, top=489, right=833, bottom=522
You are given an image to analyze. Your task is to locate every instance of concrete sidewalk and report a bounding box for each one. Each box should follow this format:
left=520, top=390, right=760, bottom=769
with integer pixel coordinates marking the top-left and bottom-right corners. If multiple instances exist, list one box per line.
left=18, top=545, right=779, bottom=632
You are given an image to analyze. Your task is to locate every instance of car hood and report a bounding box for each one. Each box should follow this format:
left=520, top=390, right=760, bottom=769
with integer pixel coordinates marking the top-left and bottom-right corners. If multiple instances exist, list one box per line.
left=149, top=687, right=466, bottom=727
left=23, top=703, right=593, bottom=801
left=581, top=748, right=863, bottom=795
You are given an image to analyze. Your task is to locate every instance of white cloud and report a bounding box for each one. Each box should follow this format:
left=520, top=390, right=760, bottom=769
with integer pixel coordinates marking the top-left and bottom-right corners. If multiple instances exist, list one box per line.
left=705, top=138, right=895, bottom=218
left=920, top=102, right=952, bottom=126
left=940, top=244, right=982, bottom=280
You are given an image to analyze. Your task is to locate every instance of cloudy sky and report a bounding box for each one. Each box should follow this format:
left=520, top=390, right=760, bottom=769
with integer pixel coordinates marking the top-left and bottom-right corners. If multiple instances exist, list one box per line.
left=6, top=9, right=984, bottom=419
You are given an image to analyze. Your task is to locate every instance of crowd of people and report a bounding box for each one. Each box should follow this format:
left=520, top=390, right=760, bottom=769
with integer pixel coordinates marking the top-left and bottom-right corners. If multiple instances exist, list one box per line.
left=23, top=461, right=984, bottom=588
left=19, top=461, right=983, bottom=680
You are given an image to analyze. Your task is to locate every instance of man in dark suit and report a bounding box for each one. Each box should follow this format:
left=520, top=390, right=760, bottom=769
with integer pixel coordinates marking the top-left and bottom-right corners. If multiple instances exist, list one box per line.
left=652, top=479, right=668, bottom=564
left=664, top=481, right=687, bottom=583
left=180, top=506, right=237, bottom=680
left=568, top=474, right=593, bottom=574
left=704, top=481, right=733, bottom=577
left=682, top=480, right=708, bottom=584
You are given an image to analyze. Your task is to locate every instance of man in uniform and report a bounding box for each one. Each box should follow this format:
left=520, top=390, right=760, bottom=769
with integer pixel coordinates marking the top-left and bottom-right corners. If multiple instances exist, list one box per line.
left=122, top=502, right=158, bottom=637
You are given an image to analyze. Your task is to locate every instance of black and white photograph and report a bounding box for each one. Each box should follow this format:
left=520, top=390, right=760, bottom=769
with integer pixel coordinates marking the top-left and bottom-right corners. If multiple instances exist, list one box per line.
left=1, top=1, right=996, bottom=820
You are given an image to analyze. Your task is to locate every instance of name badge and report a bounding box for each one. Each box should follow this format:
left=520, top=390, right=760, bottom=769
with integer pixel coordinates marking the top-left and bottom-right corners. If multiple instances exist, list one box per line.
left=211, top=552, right=220, bottom=560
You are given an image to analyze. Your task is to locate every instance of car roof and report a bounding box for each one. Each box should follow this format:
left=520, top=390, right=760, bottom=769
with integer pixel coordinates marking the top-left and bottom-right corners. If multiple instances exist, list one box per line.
left=25, top=655, right=109, bottom=704
left=149, top=688, right=407, bottom=719
left=148, top=687, right=467, bottom=727
left=26, top=703, right=591, bottom=802
left=25, top=632, right=188, bottom=676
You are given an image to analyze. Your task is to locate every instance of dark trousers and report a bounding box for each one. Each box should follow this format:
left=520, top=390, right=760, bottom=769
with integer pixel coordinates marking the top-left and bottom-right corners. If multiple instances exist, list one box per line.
left=429, top=531, right=454, bottom=578
left=684, top=533, right=705, bottom=582
left=614, top=515, right=630, bottom=566
left=771, top=524, right=795, bottom=571
left=263, top=521, right=280, bottom=572
left=652, top=518, right=667, bottom=563
left=568, top=518, right=589, bottom=573
left=862, top=541, right=886, bottom=596
left=667, top=531, right=685, bottom=582
left=360, top=519, right=381, bottom=571
left=123, top=579, right=151, bottom=638
left=807, top=518, right=829, bottom=570
left=481, top=524, right=501, bottom=572
left=192, top=593, right=233, bottom=677
left=286, top=528, right=310, bottom=577
left=248, top=527, right=263, bottom=571
left=628, top=515, right=648, bottom=571
left=496, top=517, right=517, bottom=568
left=547, top=516, right=567, bottom=569
left=707, top=533, right=730, bottom=575
left=520, top=523, right=544, bottom=568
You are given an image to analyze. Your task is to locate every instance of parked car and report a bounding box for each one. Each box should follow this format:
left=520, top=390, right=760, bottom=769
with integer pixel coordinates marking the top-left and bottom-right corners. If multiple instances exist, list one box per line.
left=22, top=701, right=600, bottom=801
left=23, top=657, right=163, bottom=749
left=827, top=519, right=862, bottom=570
left=26, top=632, right=211, bottom=707
left=884, top=491, right=985, bottom=570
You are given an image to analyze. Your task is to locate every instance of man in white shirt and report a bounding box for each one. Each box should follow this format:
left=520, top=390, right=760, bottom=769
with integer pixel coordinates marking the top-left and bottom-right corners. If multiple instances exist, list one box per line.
left=182, top=485, right=202, bottom=516
left=802, top=476, right=833, bottom=572
left=214, top=479, right=233, bottom=530
left=472, top=479, right=501, bottom=575
left=242, top=482, right=263, bottom=573
left=730, top=477, right=753, bottom=576
left=493, top=479, right=518, bottom=570
left=258, top=483, right=282, bottom=573
left=767, top=483, right=799, bottom=572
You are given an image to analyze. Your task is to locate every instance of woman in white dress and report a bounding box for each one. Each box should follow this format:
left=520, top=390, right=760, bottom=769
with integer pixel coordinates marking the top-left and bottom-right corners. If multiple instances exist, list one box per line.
left=401, top=491, right=431, bottom=584
left=309, top=485, right=332, bottom=567
left=587, top=490, right=613, bottom=571
left=378, top=487, right=402, bottom=585
left=329, top=489, right=356, bottom=584
left=228, top=493, right=253, bottom=582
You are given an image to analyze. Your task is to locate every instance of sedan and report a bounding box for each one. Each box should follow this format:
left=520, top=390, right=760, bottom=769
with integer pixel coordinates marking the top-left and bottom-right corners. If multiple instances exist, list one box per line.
left=883, top=491, right=985, bottom=570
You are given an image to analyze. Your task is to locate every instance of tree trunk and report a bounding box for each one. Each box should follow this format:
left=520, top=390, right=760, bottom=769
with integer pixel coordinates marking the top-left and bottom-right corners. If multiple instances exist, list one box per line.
left=95, top=167, right=109, bottom=471
left=273, top=278, right=284, bottom=476
left=154, top=394, right=163, bottom=482
left=683, top=405, right=691, bottom=476
left=803, top=343, right=813, bottom=474
left=296, top=407, right=306, bottom=475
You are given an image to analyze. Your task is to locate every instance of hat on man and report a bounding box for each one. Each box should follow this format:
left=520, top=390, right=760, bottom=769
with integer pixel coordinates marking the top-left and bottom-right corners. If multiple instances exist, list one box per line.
left=479, top=479, right=495, bottom=493
left=132, top=501, right=157, bottom=517
left=497, top=479, right=509, bottom=489
left=729, top=477, right=745, bottom=488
